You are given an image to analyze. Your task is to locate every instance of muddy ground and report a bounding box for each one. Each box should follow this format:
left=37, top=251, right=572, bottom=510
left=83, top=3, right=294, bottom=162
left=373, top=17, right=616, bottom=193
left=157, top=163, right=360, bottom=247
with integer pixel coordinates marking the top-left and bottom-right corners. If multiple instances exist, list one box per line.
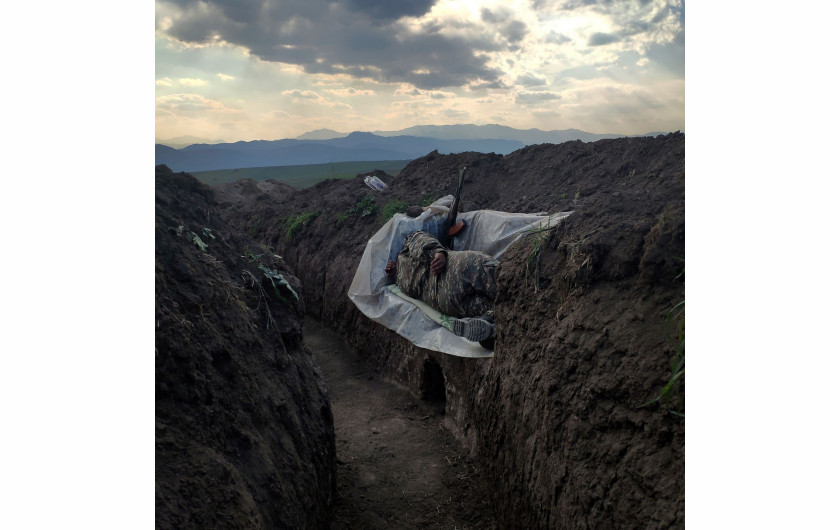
left=304, top=317, right=495, bottom=529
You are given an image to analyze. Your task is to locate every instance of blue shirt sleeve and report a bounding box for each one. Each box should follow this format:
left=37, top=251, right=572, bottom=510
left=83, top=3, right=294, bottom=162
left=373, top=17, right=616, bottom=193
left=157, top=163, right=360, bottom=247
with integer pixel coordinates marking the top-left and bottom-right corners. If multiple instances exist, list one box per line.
left=387, top=213, right=448, bottom=263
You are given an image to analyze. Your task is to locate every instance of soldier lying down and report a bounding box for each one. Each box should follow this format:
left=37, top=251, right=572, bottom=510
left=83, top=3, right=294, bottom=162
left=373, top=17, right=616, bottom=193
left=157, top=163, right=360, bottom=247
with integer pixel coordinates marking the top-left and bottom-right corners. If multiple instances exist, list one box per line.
left=385, top=230, right=497, bottom=346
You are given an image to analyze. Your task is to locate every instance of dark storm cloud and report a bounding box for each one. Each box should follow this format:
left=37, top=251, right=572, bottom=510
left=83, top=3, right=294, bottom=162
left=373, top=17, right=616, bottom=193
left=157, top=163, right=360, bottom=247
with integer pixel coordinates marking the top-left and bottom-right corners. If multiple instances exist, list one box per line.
left=346, top=0, right=437, bottom=20
left=158, top=0, right=505, bottom=89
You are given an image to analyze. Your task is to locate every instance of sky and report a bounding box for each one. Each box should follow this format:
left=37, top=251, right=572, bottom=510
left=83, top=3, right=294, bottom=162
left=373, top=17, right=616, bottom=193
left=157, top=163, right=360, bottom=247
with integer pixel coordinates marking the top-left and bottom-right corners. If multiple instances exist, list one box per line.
left=155, top=0, right=685, bottom=142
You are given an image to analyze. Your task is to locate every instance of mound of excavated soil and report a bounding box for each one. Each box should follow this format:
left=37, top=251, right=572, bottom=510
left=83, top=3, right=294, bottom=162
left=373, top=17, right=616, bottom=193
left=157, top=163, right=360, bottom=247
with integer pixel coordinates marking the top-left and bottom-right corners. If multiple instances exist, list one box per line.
left=155, top=166, right=335, bottom=528
left=218, top=132, right=685, bottom=528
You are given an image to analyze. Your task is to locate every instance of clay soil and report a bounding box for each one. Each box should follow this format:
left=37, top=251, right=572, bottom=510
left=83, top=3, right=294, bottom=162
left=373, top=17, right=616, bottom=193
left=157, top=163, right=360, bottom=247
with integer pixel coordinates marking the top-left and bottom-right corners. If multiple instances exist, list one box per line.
left=304, top=317, right=495, bottom=529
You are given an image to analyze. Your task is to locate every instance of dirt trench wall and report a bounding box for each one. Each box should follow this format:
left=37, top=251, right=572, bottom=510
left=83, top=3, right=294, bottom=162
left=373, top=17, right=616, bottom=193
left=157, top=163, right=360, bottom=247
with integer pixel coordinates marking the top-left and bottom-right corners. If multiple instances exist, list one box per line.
left=155, top=166, right=336, bottom=529
left=220, top=133, right=685, bottom=528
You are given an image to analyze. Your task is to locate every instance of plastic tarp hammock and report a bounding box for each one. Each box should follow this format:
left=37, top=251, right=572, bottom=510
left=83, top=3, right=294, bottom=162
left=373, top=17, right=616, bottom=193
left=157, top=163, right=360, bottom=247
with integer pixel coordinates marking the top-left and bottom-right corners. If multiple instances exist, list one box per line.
left=348, top=196, right=572, bottom=358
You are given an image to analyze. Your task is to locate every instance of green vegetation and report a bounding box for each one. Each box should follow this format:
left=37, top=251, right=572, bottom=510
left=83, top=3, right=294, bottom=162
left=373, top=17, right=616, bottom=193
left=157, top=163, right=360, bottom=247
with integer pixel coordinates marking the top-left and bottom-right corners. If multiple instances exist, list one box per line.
left=248, top=215, right=262, bottom=238
left=190, top=160, right=411, bottom=188
left=522, top=218, right=554, bottom=292
left=283, top=210, right=322, bottom=242
left=242, top=246, right=263, bottom=263
left=640, top=260, right=685, bottom=416
left=335, top=212, right=349, bottom=227
left=421, top=192, right=439, bottom=207
left=258, top=264, right=300, bottom=303
left=380, top=199, right=408, bottom=223
left=349, top=194, right=377, bottom=218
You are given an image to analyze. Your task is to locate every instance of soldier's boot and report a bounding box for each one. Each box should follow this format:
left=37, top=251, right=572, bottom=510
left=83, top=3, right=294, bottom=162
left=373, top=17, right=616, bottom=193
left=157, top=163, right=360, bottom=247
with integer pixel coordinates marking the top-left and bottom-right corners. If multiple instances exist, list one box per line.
left=453, top=316, right=494, bottom=342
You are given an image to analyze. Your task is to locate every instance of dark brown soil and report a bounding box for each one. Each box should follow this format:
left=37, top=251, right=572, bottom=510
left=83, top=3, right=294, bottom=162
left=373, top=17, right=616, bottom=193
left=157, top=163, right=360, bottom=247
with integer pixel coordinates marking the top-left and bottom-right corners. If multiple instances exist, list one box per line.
left=155, top=166, right=335, bottom=529
left=304, top=317, right=496, bottom=529
left=218, top=133, right=686, bottom=528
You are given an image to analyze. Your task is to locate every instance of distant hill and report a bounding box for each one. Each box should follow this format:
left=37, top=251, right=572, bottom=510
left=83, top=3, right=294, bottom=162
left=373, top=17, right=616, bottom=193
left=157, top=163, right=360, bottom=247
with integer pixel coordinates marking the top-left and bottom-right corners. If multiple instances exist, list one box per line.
left=373, top=124, right=667, bottom=144
left=155, top=135, right=227, bottom=148
left=155, top=125, right=671, bottom=173
left=295, top=129, right=345, bottom=140
left=155, top=132, right=524, bottom=173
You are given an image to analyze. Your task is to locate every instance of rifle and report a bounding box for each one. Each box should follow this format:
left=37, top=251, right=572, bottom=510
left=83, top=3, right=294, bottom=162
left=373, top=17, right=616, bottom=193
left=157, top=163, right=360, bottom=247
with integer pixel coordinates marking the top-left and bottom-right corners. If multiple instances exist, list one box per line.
left=442, top=167, right=467, bottom=249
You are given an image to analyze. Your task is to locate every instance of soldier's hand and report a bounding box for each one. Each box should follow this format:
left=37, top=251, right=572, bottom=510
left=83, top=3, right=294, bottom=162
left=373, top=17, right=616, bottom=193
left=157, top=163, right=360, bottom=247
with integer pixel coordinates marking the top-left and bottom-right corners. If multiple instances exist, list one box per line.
left=385, top=260, right=397, bottom=275
left=430, top=252, right=447, bottom=276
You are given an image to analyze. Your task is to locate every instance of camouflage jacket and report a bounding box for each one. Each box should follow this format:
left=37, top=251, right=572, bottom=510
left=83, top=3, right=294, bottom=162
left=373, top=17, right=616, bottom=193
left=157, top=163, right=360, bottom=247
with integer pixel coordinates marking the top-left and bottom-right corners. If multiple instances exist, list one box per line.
left=395, top=231, right=498, bottom=318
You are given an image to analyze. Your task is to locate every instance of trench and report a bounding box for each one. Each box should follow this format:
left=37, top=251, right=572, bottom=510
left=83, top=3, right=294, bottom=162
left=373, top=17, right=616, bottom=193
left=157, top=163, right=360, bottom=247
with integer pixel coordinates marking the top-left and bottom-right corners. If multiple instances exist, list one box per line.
left=303, top=317, right=496, bottom=529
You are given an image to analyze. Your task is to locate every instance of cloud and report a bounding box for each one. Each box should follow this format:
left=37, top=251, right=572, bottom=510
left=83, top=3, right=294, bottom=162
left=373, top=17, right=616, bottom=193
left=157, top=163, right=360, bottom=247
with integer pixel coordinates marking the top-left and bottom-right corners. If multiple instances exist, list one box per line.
left=281, top=89, right=321, bottom=99
left=515, top=91, right=562, bottom=104
left=345, top=0, right=436, bottom=21
left=394, top=85, right=422, bottom=97
left=546, top=31, right=571, bottom=45
left=443, top=108, right=469, bottom=119
left=479, top=7, right=528, bottom=49
left=588, top=32, right=620, bottom=46
left=155, top=93, right=239, bottom=114
left=279, top=89, right=352, bottom=109
left=326, top=87, right=376, bottom=97
left=516, top=73, right=547, bottom=87
left=156, top=77, right=174, bottom=86
left=393, top=84, right=455, bottom=99
left=501, top=20, right=528, bottom=45
left=544, top=0, right=683, bottom=58
left=178, top=77, right=208, bottom=86
left=468, top=79, right=510, bottom=91
left=217, top=73, right=235, bottom=81
left=156, top=0, right=506, bottom=89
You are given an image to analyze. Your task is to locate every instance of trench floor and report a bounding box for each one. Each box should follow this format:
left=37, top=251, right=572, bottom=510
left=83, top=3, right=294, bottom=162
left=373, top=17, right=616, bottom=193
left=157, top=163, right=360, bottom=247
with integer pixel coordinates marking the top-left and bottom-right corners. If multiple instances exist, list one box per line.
left=303, top=317, right=495, bottom=529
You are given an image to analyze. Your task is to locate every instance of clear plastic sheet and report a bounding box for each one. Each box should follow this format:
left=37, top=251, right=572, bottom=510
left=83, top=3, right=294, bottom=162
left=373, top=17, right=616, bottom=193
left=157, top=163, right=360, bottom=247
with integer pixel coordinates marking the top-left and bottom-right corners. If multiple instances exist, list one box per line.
left=347, top=196, right=572, bottom=358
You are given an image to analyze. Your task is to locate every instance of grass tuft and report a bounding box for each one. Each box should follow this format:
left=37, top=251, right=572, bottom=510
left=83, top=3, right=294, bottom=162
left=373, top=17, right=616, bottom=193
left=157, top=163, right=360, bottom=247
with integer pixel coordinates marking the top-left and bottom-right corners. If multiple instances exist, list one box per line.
left=283, top=210, right=322, bottom=242
left=380, top=199, right=408, bottom=223
left=522, top=217, right=554, bottom=292
left=639, top=259, right=685, bottom=415
left=349, top=194, right=377, bottom=218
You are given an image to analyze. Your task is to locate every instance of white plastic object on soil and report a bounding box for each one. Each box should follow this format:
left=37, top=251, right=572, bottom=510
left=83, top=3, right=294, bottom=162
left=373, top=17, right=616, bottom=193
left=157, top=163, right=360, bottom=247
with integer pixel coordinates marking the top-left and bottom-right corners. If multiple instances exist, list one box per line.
left=364, top=176, right=389, bottom=191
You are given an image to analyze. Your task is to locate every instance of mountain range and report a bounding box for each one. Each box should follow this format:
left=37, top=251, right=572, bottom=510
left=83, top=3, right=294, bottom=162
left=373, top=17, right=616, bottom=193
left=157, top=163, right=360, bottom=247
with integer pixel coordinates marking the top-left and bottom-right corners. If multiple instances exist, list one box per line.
left=155, top=125, right=668, bottom=173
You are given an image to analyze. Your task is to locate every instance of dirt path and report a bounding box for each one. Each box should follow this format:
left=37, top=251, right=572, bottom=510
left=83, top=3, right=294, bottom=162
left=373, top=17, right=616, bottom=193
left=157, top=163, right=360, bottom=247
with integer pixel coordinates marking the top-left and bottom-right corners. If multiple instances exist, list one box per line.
left=303, top=317, right=495, bottom=529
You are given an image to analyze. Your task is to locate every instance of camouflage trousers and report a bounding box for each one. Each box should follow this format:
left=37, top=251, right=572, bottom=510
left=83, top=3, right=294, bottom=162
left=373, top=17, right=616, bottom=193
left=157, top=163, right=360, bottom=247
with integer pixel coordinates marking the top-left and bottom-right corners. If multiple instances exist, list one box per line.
left=395, top=231, right=498, bottom=319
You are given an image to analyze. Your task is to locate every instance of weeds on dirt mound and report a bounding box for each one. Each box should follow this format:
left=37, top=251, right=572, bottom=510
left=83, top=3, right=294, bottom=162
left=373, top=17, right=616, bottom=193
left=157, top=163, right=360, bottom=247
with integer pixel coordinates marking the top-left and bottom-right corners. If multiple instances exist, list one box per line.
left=335, top=194, right=378, bottom=226
left=335, top=212, right=349, bottom=226
left=523, top=217, right=554, bottom=292
left=248, top=215, right=262, bottom=238
left=640, top=262, right=685, bottom=416
left=380, top=199, right=408, bottom=223
left=420, top=191, right=438, bottom=206
left=283, top=210, right=321, bottom=242
left=349, top=194, right=377, bottom=217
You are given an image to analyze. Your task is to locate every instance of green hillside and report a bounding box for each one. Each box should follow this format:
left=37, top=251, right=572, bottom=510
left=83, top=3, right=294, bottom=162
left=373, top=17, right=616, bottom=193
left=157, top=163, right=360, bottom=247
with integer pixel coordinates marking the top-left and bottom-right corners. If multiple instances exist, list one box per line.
left=190, top=160, right=411, bottom=189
